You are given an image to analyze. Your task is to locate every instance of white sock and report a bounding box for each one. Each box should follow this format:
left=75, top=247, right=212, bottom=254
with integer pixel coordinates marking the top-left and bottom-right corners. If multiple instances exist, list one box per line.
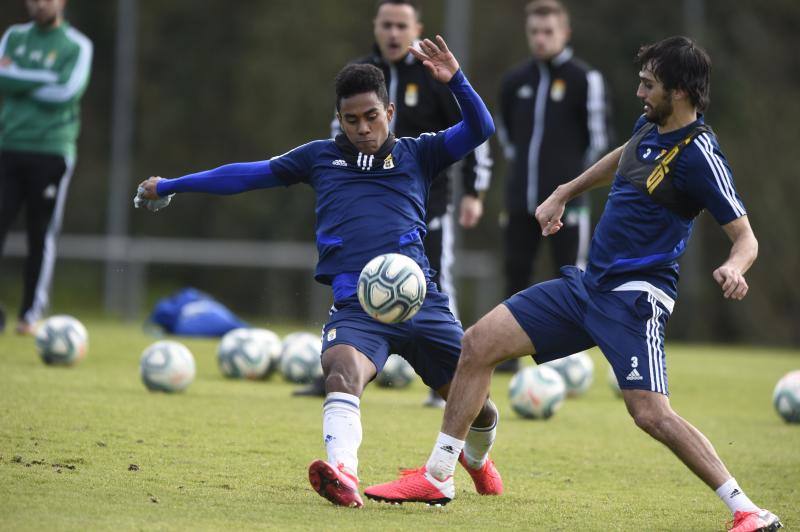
left=463, top=414, right=498, bottom=470
left=426, top=432, right=464, bottom=481
left=322, top=392, right=362, bottom=479
left=715, top=477, right=760, bottom=514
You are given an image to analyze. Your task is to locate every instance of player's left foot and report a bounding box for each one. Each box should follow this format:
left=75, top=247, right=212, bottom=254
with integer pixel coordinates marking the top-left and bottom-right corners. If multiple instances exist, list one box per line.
left=364, top=466, right=454, bottom=506
left=308, top=459, right=363, bottom=508
left=458, top=452, right=503, bottom=495
left=727, top=509, right=783, bottom=532
left=15, top=320, right=35, bottom=336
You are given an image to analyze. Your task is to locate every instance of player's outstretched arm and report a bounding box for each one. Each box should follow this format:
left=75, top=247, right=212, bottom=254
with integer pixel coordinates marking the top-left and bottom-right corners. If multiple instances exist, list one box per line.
left=136, top=160, right=284, bottom=200
left=713, top=215, right=758, bottom=300
left=408, top=35, right=459, bottom=83
left=535, top=144, right=625, bottom=236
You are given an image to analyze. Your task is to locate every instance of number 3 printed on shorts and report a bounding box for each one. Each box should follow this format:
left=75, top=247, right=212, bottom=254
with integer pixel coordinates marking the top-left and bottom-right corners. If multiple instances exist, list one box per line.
left=631, top=356, right=638, bottom=368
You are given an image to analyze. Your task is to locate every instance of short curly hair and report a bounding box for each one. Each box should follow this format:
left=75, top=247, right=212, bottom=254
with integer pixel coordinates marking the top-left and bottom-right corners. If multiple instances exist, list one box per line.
left=334, top=64, right=389, bottom=111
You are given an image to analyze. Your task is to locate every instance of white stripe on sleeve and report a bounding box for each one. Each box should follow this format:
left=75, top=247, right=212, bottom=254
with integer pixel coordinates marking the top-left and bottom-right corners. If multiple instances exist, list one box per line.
left=693, top=135, right=745, bottom=217
left=31, top=27, right=93, bottom=103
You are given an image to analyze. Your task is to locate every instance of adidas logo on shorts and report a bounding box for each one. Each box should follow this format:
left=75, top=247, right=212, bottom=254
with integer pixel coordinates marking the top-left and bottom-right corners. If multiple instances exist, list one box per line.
left=626, top=368, right=644, bottom=381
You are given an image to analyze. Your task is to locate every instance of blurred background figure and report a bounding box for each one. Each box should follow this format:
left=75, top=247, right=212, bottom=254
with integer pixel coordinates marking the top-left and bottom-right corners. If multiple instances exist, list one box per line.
left=0, top=0, right=92, bottom=334
left=496, top=0, right=610, bottom=372
left=294, top=0, right=492, bottom=406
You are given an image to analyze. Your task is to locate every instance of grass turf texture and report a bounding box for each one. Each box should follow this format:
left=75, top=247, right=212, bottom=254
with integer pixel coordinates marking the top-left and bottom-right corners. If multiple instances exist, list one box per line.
left=0, top=318, right=798, bottom=531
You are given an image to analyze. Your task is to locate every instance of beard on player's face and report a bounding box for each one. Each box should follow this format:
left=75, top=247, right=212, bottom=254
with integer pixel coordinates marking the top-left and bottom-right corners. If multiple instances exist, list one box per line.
left=643, top=90, right=674, bottom=126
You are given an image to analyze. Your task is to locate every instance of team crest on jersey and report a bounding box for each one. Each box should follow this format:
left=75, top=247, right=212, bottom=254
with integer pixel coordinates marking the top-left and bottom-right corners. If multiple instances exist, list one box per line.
left=404, top=83, right=419, bottom=107
left=516, top=84, right=533, bottom=99
left=383, top=154, right=395, bottom=170
left=550, top=79, right=566, bottom=102
left=44, top=50, right=57, bottom=68
left=327, top=329, right=337, bottom=341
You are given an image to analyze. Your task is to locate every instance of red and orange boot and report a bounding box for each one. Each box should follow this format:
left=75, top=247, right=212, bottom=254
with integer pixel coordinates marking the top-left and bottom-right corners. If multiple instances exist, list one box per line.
left=459, top=452, right=503, bottom=495
left=365, top=466, right=454, bottom=506
left=308, top=459, right=363, bottom=508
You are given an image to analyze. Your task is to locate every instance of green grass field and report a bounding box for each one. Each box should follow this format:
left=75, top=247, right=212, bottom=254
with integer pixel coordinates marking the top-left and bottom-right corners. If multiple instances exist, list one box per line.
left=1, top=319, right=798, bottom=531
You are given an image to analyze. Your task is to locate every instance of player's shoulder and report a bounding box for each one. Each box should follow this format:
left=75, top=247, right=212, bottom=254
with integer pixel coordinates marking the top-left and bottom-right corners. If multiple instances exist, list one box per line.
left=502, top=59, right=535, bottom=86
left=562, top=54, right=598, bottom=76
left=272, top=139, right=333, bottom=160
left=3, top=22, right=34, bottom=37
left=63, top=23, right=93, bottom=49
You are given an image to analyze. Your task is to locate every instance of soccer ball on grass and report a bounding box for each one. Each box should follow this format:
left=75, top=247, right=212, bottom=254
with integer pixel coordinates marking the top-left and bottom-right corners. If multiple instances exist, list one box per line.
left=544, top=351, right=594, bottom=397
left=35, top=315, right=88, bottom=366
left=508, top=365, right=566, bottom=419
left=280, top=332, right=323, bottom=384
left=140, top=340, right=196, bottom=392
left=217, top=328, right=281, bottom=379
left=358, top=253, right=426, bottom=324
left=375, top=354, right=416, bottom=388
left=773, top=370, right=800, bottom=423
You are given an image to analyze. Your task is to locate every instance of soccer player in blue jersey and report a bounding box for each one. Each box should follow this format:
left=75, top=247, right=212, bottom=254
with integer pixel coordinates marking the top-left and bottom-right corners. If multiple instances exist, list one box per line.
left=135, top=36, right=503, bottom=509
left=366, top=36, right=782, bottom=530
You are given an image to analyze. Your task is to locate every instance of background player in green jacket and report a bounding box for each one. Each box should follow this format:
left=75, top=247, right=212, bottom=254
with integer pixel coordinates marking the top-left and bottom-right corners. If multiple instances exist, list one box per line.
left=0, top=0, right=92, bottom=334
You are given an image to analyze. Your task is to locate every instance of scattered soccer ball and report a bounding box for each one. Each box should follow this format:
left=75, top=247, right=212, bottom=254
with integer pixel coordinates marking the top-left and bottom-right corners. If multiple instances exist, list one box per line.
left=279, top=332, right=323, bottom=384
left=773, top=370, right=800, bottom=423
left=217, top=328, right=281, bottom=380
left=544, top=351, right=594, bottom=397
left=508, top=365, right=566, bottom=419
left=375, top=354, right=416, bottom=388
left=34, top=315, right=88, bottom=366
left=140, top=340, right=196, bottom=393
left=357, top=253, right=426, bottom=323
left=607, top=365, right=623, bottom=397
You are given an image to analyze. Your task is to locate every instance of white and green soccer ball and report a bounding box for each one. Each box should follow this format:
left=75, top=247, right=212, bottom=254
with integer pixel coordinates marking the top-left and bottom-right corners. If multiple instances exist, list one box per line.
left=217, top=328, right=281, bottom=379
left=544, top=351, right=595, bottom=397
left=607, top=365, right=623, bottom=397
left=357, top=253, right=426, bottom=324
left=773, top=370, right=800, bottom=423
left=140, top=340, right=196, bottom=393
left=279, top=332, right=323, bottom=384
left=508, top=365, right=566, bottom=419
left=34, top=315, right=88, bottom=366
left=375, top=354, right=416, bottom=388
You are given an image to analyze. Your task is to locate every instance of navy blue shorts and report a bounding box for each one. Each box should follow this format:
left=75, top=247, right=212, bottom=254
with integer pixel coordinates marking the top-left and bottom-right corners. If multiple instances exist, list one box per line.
left=321, top=284, right=461, bottom=390
left=504, top=266, right=672, bottom=395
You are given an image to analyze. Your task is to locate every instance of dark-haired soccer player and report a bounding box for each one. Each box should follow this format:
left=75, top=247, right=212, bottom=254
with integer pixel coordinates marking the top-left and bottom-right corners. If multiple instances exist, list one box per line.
left=136, top=36, right=503, bottom=509
left=365, top=36, right=782, bottom=531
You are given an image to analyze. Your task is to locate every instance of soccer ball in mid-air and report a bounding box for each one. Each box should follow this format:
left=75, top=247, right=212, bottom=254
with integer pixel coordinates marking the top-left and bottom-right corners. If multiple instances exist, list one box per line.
left=773, top=370, right=800, bottom=423
left=544, top=351, right=594, bottom=397
left=34, top=315, right=88, bottom=366
left=140, top=340, right=196, bottom=393
left=279, top=332, right=323, bottom=384
left=217, top=328, right=281, bottom=379
left=607, top=365, right=623, bottom=397
left=508, top=365, right=566, bottom=419
left=357, top=253, right=427, bottom=324
left=375, top=354, right=416, bottom=388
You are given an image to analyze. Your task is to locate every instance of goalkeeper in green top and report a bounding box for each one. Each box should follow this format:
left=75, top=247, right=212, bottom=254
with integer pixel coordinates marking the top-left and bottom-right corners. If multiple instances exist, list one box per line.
left=0, top=0, right=92, bottom=335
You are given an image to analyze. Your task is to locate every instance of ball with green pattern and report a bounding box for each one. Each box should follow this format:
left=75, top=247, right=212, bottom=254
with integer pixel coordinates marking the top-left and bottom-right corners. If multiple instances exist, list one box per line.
left=357, top=253, right=427, bottom=324
left=508, top=365, right=566, bottom=419
left=773, top=370, right=800, bottom=423
left=34, top=315, right=88, bottom=366
left=140, top=340, right=196, bottom=393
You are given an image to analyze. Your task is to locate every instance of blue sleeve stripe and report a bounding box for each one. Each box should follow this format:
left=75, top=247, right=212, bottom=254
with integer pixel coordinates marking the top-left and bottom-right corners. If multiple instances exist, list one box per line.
left=693, top=135, right=746, bottom=218
left=156, top=160, right=283, bottom=196
left=442, top=70, right=495, bottom=160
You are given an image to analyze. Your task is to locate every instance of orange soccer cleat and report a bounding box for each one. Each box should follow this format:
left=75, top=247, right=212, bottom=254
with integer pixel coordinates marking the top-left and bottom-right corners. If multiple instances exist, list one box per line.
left=308, top=459, right=363, bottom=508
left=365, top=466, right=454, bottom=506
left=459, top=452, right=503, bottom=495
left=727, top=509, right=783, bottom=532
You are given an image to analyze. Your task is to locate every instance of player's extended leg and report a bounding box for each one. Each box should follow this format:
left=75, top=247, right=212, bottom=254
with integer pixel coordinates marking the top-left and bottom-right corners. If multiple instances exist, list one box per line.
left=365, top=304, right=531, bottom=505
left=622, top=390, right=782, bottom=531
left=308, top=344, right=376, bottom=509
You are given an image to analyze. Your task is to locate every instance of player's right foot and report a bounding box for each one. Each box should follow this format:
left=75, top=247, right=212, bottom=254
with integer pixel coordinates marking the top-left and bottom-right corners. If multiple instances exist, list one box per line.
left=458, top=452, right=503, bottom=495
left=364, top=466, right=454, bottom=506
left=727, top=509, right=783, bottom=532
left=308, top=459, right=363, bottom=508
left=15, top=320, right=35, bottom=336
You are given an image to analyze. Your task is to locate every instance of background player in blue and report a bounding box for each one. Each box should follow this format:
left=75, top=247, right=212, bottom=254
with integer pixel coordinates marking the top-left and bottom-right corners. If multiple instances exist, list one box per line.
left=135, top=36, right=503, bottom=509
left=365, top=37, right=782, bottom=531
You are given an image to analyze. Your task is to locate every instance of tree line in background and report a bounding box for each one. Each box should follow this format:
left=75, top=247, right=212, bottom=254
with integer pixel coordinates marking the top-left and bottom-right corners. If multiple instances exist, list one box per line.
left=1, top=0, right=798, bottom=344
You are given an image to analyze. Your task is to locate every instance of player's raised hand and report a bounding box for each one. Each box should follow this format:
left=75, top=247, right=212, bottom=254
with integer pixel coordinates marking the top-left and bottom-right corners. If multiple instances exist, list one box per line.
left=409, top=35, right=460, bottom=83
left=534, top=192, right=565, bottom=236
left=712, top=265, right=749, bottom=300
